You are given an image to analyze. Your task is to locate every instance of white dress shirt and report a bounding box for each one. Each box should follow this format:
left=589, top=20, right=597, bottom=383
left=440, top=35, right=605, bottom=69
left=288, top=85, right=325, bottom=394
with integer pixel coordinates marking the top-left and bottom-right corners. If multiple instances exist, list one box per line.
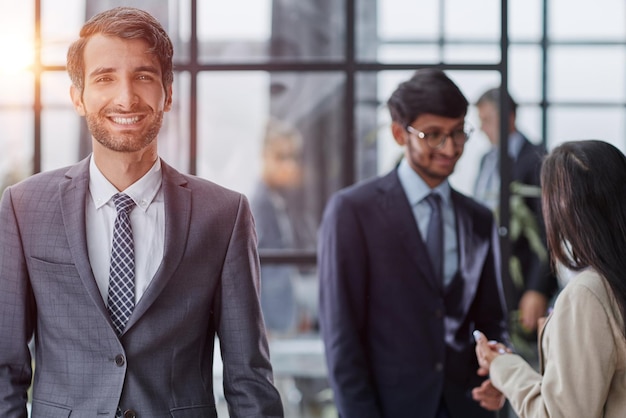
left=397, top=158, right=458, bottom=286
left=86, top=156, right=165, bottom=305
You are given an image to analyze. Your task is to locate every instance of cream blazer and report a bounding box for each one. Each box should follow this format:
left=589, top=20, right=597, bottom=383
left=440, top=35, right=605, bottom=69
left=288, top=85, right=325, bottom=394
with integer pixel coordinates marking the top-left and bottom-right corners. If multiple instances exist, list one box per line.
left=490, top=268, right=626, bottom=417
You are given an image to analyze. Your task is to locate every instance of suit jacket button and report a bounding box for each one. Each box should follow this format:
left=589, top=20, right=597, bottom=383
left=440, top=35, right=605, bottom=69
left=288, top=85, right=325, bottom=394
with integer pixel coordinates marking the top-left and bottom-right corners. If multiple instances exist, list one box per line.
left=115, top=354, right=125, bottom=367
left=434, top=362, right=443, bottom=372
left=123, top=410, right=137, bottom=418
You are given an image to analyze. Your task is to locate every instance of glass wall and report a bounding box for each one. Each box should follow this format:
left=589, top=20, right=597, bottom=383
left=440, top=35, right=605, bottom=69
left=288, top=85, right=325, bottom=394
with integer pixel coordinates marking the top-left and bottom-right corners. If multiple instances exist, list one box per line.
left=4, top=0, right=626, bottom=416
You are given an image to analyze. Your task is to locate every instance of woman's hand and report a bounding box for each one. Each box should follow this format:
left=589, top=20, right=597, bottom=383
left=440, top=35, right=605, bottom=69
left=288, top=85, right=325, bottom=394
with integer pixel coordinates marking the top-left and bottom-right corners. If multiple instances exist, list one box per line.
left=472, top=330, right=510, bottom=411
left=472, top=378, right=506, bottom=411
left=473, top=330, right=508, bottom=375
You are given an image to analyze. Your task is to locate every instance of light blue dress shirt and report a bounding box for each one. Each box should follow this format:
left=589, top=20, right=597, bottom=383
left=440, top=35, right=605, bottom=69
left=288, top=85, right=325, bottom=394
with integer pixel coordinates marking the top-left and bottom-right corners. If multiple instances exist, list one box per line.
left=397, top=158, right=458, bottom=286
left=474, top=131, right=525, bottom=211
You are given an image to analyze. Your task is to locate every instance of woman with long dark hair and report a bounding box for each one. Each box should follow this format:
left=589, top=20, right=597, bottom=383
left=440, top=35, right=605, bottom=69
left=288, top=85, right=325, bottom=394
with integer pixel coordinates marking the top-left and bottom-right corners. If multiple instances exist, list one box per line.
left=473, top=140, right=626, bottom=417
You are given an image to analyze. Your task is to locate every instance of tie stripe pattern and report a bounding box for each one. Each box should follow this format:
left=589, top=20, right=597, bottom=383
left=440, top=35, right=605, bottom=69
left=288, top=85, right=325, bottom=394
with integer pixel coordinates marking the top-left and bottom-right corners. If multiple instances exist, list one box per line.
left=107, top=193, right=136, bottom=335
left=425, top=193, right=444, bottom=286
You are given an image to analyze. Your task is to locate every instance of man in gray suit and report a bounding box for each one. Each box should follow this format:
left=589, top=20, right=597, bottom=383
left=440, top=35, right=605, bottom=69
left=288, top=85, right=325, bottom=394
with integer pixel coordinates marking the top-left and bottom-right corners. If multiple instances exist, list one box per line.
left=0, top=7, right=283, bottom=418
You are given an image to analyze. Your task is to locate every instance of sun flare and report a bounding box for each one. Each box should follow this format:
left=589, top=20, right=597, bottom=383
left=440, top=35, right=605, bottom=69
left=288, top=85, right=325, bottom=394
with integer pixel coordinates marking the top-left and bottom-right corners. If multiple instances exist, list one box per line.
left=0, top=37, right=35, bottom=75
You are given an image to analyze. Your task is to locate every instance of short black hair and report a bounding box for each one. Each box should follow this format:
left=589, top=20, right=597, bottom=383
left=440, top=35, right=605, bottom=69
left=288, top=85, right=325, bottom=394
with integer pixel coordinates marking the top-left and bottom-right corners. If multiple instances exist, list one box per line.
left=387, top=69, right=468, bottom=128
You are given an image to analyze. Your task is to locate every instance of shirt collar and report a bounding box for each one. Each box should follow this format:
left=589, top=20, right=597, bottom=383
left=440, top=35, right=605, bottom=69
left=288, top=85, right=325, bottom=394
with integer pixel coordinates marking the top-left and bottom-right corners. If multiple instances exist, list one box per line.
left=397, top=158, right=451, bottom=207
left=89, top=155, right=162, bottom=211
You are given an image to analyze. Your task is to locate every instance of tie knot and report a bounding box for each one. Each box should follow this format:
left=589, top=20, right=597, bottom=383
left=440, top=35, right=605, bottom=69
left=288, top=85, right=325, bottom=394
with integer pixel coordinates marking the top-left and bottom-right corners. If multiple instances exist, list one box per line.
left=113, top=193, right=135, bottom=215
left=424, top=192, right=441, bottom=209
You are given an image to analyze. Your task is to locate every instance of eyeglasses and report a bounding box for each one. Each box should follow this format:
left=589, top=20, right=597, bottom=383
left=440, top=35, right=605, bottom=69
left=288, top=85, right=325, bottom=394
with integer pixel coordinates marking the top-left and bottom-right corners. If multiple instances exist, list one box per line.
left=406, top=123, right=473, bottom=149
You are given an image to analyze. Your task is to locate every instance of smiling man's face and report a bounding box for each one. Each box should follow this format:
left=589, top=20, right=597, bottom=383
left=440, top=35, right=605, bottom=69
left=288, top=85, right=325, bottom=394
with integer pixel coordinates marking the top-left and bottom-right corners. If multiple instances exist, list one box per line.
left=70, top=34, right=172, bottom=154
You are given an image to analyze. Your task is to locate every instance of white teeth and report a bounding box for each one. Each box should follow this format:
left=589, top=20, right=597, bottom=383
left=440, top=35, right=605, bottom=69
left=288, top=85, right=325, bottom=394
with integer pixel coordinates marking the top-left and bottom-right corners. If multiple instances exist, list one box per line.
left=111, top=116, right=140, bottom=125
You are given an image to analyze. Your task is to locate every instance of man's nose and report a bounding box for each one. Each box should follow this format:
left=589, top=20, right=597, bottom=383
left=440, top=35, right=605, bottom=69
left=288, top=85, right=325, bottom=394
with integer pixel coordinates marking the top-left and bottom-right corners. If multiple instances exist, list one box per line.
left=114, top=80, right=139, bottom=109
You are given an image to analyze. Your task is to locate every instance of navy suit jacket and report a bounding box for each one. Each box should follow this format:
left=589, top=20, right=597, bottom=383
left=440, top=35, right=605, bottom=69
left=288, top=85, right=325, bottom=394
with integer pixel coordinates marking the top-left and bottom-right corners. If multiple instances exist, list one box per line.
left=0, top=157, right=283, bottom=417
left=318, top=169, right=508, bottom=418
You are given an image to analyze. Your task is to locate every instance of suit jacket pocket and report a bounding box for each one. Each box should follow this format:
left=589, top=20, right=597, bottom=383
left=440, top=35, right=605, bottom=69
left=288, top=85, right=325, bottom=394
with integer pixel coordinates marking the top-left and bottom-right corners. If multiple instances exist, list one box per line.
left=170, top=404, right=217, bottom=418
left=31, top=399, right=71, bottom=418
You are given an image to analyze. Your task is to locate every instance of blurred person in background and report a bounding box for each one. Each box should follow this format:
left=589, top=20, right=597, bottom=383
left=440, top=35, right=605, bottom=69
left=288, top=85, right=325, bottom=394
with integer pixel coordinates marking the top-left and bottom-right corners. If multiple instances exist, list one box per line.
left=250, top=117, right=317, bottom=335
left=474, top=88, right=558, bottom=360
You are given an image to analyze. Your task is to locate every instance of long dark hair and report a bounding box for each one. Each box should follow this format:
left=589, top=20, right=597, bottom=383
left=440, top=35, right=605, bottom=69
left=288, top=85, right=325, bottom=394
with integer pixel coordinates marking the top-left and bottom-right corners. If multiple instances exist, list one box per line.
left=541, top=140, right=626, bottom=336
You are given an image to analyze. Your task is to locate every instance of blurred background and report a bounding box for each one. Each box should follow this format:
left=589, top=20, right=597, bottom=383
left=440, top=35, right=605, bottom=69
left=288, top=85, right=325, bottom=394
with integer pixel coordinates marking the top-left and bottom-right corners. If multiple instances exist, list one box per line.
left=3, top=0, right=626, bottom=416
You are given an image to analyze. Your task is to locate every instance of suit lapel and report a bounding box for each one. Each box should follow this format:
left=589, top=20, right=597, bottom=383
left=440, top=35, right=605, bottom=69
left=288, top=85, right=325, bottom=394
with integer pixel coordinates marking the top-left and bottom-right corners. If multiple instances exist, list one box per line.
left=454, top=192, right=471, bottom=278
left=124, top=162, right=191, bottom=332
left=378, top=171, right=440, bottom=292
left=60, top=158, right=110, bottom=318
left=451, top=191, right=491, bottom=301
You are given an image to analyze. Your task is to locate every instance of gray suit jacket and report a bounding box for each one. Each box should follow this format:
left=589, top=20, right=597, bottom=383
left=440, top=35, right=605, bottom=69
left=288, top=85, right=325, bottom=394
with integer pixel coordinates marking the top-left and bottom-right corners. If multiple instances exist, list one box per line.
left=0, top=157, right=283, bottom=417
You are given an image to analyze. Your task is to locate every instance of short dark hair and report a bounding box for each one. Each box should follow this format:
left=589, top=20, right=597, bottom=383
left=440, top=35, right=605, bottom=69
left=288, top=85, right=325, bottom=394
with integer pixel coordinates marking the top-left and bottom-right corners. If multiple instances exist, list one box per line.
left=475, top=87, right=517, bottom=116
left=541, top=139, right=626, bottom=336
left=67, top=7, right=174, bottom=96
left=387, top=69, right=468, bottom=128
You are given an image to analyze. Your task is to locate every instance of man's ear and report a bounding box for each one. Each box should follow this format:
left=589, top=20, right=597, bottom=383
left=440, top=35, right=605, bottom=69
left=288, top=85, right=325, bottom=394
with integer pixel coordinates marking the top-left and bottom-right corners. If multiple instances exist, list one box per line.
left=69, top=85, right=86, bottom=116
left=164, top=85, right=173, bottom=112
left=391, top=121, right=408, bottom=146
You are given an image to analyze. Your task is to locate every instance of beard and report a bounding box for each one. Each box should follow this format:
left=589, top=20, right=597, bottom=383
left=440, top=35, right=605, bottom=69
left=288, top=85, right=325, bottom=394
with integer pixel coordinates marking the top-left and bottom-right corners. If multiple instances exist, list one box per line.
left=85, top=107, right=164, bottom=153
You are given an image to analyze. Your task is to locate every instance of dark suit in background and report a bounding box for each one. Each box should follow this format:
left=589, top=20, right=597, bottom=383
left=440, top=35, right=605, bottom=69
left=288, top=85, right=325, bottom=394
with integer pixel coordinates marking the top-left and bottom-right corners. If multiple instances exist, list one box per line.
left=475, top=134, right=557, bottom=306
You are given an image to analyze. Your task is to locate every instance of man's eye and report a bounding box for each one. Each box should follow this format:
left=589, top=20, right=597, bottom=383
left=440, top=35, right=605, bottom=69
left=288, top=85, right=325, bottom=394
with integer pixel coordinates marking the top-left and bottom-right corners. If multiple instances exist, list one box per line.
left=423, top=132, right=441, bottom=140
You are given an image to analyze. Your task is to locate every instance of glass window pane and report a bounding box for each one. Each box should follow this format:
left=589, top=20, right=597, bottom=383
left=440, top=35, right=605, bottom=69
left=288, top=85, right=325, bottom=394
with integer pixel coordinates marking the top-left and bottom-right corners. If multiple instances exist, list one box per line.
left=197, top=71, right=270, bottom=193
left=358, top=0, right=439, bottom=62
left=376, top=44, right=441, bottom=64
left=0, top=72, right=33, bottom=106
left=444, top=0, right=500, bottom=41
left=41, top=0, right=85, bottom=66
left=549, top=0, right=626, bottom=40
left=42, top=71, right=72, bottom=106
left=376, top=0, right=439, bottom=39
left=159, top=72, right=191, bottom=173
left=0, top=111, right=33, bottom=190
left=197, top=71, right=345, bottom=243
left=442, top=45, right=500, bottom=64
left=42, top=0, right=189, bottom=66
left=515, top=106, right=544, bottom=146
left=548, top=46, right=626, bottom=102
left=41, top=109, right=81, bottom=171
left=547, top=107, right=625, bottom=153
left=509, top=45, right=542, bottom=103
left=0, top=3, right=34, bottom=75
left=510, top=0, right=542, bottom=41
left=41, top=71, right=81, bottom=171
left=198, top=1, right=345, bottom=63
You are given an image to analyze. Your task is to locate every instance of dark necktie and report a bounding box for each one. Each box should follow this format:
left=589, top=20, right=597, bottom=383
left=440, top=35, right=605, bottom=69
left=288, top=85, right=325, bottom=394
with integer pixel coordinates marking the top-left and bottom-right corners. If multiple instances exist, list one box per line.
left=425, top=193, right=444, bottom=284
left=107, top=193, right=136, bottom=335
